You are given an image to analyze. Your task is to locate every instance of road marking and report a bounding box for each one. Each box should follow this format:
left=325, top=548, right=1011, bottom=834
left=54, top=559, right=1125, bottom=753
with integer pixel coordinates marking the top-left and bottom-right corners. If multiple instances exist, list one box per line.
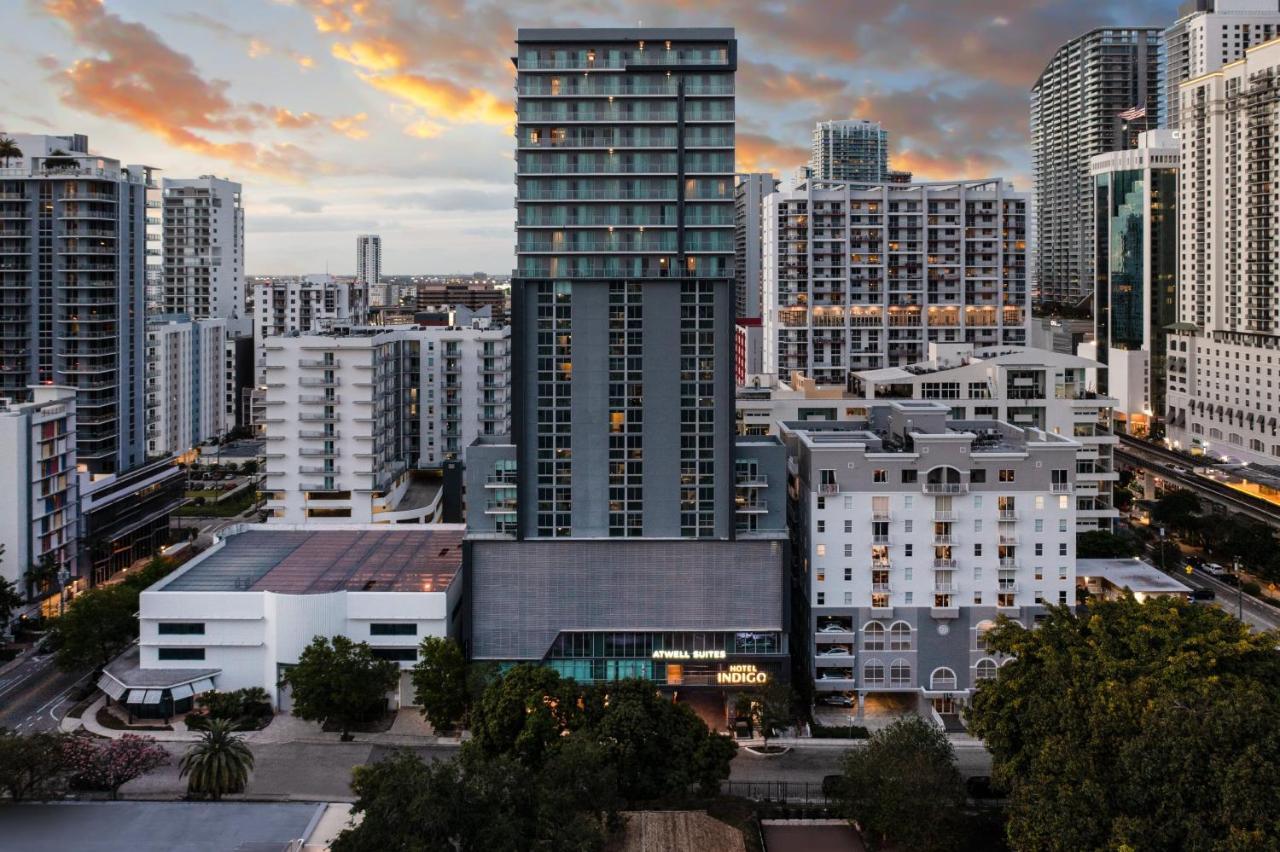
left=39, top=671, right=91, bottom=722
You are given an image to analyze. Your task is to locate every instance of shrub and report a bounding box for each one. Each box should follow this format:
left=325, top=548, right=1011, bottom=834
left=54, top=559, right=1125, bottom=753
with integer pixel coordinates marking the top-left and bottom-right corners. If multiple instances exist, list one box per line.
left=811, top=723, right=870, bottom=739
left=1242, top=580, right=1262, bottom=597
left=188, top=688, right=274, bottom=731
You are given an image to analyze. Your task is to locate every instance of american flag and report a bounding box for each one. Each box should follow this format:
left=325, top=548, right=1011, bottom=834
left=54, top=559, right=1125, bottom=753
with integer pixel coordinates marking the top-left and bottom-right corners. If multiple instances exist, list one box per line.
left=1118, top=105, right=1147, bottom=122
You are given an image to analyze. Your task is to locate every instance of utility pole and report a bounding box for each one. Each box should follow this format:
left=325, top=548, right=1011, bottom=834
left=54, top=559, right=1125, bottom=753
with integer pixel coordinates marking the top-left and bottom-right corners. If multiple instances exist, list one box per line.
left=1234, top=557, right=1244, bottom=622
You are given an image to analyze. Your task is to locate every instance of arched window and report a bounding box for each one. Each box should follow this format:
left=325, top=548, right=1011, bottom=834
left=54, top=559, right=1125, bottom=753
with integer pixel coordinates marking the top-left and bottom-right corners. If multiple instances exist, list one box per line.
left=889, top=621, right=912, bottom=651
left=974, top=620, right=995, bottom=650
left=929, top=667, right=957, bottom=690
left=975, top=658, right=998, bottom=681
left=862, top=622, right=885, bottom=651
left=863, top=660, right=885, bottom=687
left=889, top=659, right=912, bottom=687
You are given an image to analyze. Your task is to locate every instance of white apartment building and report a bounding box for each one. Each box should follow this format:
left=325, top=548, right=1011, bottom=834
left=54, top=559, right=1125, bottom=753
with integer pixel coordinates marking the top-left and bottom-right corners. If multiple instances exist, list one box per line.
left=254, top=275, right=368, bottom=348
left=1167, top=39, right=1280, bottom=464
left=809, top=120, right=888, bottom=183
left=1165, top=1, right=1280, bottom=128
left=734, top=173, right=779, bottom=319
left=144, top=316, right=226, bottom=459
left=103, top=525, right=465, bottom=714
left=762, top=179, right=1028, bottom=384
left=781, top=402, right=1079, bottom=720
left=0, top=386, right=78, bottom=600
left=260, top=323, right=510, bottom=523
left=161, top=176, right=246, bottom=335
left=357, top=234, right=389, bottom=307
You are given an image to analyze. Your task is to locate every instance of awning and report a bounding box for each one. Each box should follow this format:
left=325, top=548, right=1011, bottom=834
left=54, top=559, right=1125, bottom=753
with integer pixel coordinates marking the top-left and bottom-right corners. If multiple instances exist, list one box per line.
left=190, top=678, right=216, bottom=695
left=96, top=674, right=126, bottom=701
left=170, top=683, right=195, bottom=700
left=140, top=690, right=163, bottom=705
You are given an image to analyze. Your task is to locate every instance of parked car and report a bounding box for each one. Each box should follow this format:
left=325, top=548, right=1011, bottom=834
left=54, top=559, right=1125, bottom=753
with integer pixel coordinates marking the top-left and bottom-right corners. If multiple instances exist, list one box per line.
left=817, top=622, right=851, bottom=634
left=818, top=645, right=852, bottom=657
left=816, top=694, right=854, bottom=707
left=1191, top=588, right=1216, bottom=603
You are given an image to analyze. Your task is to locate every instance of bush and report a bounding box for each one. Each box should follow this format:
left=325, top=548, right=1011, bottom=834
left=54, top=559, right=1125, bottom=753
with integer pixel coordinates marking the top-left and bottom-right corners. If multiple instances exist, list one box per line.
left=1242, top=580, right=1262, bottom=597
left=186, top=688, right=274, bottom=731
left=811, top=723, right=870, bottom=739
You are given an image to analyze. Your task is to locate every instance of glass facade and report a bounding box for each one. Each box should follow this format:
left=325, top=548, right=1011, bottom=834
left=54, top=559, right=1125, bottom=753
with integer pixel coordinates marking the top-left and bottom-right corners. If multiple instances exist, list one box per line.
left=544, top=630, right=785, bottom=685
left=1108, top=168, right=1145, bottom=349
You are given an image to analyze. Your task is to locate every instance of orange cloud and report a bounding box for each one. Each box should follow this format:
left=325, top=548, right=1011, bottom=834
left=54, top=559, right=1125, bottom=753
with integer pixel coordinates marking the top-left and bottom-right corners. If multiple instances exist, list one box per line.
left=359, top=72, right=510, bottom=125
left=893, top=149, right=1007, bottom=181
left=329, top=113, right=370, bottom=140
left=737, top=132, right=808, bottom=175
left=331, top=38, right=411, bottom=72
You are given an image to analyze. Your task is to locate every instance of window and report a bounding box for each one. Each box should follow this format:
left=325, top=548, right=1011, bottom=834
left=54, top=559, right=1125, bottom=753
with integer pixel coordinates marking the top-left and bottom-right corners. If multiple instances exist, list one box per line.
left=158, top=623, right=205, bottom=635
left=975, top=620, right=995, bottom=650
left=904, top=520, right=913, bottom=533
left=930, top=667, right=958, bottom=690
left=862, top=622, right=885, bottom=650
left=1034, top=543, right=1043, bottom=556
left=889, top=659, right=912, bottom=687
left=1058, top=543, right=1068, bottom=556
left=371, top=648, right=418, bottom=662
left=873, top=469, right=887, bottom=483
left=816, top=544, right=826, bottom=557
left=817, top=520, right=825, bottom=533
left=1058, top=519, right=1068, bottom=533
left=973, top=591, right=982, bottom=605
left=901, top=470, right=917, bottom=483
left=974, top=519, right=982, bottom=532
left=904, top=591, right=913, bottom=604
left=844, top=592, right=852, bottom=605
left=974, top=543, right=983, bottom=556
left=844, top=520, right=852, bottom=533
left=863, top=660, right=886, bottom=686
left=975, top=658, right=998, bottom=681
left=370, top=623, right=418, bottom=636
left=1035, top=496, right=1045, bottom=510
left=889, top=621, right=912, bottom=650
left=1034, top=519, right=1044, bottom=533
left=843, top=543, right=853, bottom=557
left=1059, top=495, right=1070, bottom=509
left=904, top=544, right=913, bottom=557
left=970, top=469, right=986, bottom=483
left=998, top=469, right=1015, bottom=482
left=158, top=648, right=205, bottom=661
left=844, top=496, right=853, bottom=509
left=817, top=496, right=825, bottom=509
left=816, top=592, right=825, bottom=605
left=844, top=567, right=852, bottom=581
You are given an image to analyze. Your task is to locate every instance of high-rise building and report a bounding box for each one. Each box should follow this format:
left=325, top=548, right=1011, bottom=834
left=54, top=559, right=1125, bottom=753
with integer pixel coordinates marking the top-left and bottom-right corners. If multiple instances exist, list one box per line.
left=734, top=173, right=779, bottom=320
left=1031, top=28, right=1163, bottom=306
left=809, top=120, right=888, bottom=183
left=161, top=176, right=246, bottom=334
left=144, top=316, right=227, bottom=459
left=254, top=275, right=367, bottom=351
left=0, top=386, right=78, bottom=603
left=762, top=178, right=1029, bottom=383
left=0, top=133, right=149, bottom=473
left=465, top=29, right=792, bottom=706
left=357, top=234, right=387, bottom=306
left=1165, top=1, right=1280, bottom=129
left=782, top=402, right=1079, bottom=719
left=1084, top=130, right=1179, bottom=438
left=1166, top=39, right=1280, bottom=463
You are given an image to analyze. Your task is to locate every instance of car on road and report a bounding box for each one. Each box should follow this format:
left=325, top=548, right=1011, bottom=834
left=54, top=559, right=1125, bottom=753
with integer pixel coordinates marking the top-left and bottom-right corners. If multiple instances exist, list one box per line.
left=1191, top=588, right=1216, bottom=603
left=1168, top=464, right=1189, bottom=475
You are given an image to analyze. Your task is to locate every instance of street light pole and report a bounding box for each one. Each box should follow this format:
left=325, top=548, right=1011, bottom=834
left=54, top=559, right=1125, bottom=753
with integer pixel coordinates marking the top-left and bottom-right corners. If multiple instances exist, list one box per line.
left=1234, top=557, right=1244, bottom=622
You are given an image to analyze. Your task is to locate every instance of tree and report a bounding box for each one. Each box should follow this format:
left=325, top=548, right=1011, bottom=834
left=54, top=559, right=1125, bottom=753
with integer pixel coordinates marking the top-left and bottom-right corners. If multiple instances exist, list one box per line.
left=1152, top=488, right=1201, bottom=535
left=468, top=663, right=583, bottom=768
left=838, top=716, right=967, bottom=852
left=0, top=577, right=23, bottom=631
left=0, top=137, right=20, bottom=169
left=62, top=733, right=169, bottom=799
left=279, top=635, right=398, bottom=741
left=411, top=636, right=468, bottom=732
left=0, top=730, right=67, bottom=801
left=27, top=553, right=59, bottom=601
left=122, top=555, right=174, bottom=592
left=746, top=682, right=796, bottom=749
left=1077, top=530, right=1139, bottom=558
left=966, top=598, right=1280, bottom=850
left=49, top=583, right=138, bottom=672
left=179, top=718, right=254, bottom=800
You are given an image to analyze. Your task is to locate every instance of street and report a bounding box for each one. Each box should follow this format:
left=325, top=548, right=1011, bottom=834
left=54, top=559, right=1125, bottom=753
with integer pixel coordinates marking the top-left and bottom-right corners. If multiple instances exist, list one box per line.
left=1171, top=567, right=1280, bottom=632
left=0, top=651, right=89, bottom=733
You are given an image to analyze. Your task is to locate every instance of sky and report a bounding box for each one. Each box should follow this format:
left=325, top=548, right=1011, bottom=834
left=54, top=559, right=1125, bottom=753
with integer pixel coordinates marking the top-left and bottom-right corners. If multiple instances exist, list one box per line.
left=1, top=0, right=1179, bottom=275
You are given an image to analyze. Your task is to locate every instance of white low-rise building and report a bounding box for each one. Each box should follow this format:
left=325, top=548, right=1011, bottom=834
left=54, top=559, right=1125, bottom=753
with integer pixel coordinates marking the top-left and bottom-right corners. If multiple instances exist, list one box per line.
left=145, top=316, right=227, bottom=459
left=100, top=525, right=465, bottom=716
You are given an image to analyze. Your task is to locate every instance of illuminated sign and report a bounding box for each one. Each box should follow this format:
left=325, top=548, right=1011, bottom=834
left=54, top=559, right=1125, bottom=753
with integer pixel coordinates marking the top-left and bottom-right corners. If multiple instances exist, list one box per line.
left=652, top=649, right=726, bottom=660
left=716, top=664, right=769, bottom=685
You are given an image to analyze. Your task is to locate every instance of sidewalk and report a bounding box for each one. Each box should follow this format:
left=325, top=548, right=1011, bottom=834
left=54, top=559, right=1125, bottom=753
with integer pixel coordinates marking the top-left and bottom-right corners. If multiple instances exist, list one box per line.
left=65, top=696, right=463, bottom=747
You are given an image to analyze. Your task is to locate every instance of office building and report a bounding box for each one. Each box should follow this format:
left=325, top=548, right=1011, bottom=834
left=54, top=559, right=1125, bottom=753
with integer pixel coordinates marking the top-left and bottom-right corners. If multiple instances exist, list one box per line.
left=260, top=322, right=509, bottom=523
left=144, top=316, right=227, bottom=459
left=1166, top=39, right=1280, bottom=463
left=782, top=402, right=1079, bottom=720
left=762, top=178, right=1029, bottom=384
left=413, top=278, right=509, bottom=326
left=1164, top=1, right=1280, bottom=129
left=0, top=386, right=78, bottom=605
left=1083, top=130, right=1179, bottom=437
left=1031, top=28, right=1163, bottom=306
left=463, top=29, right=792, bottom=709
left=0, top=133, right=149, bottom=473
left=809, top=120, right=889, bottom=183
left=101, top=525, right=466, bottom=715
left=160, top=176, right=246, bottom=335
left=734, top=172, right=779, bottom=319
left=78, top=457, right=186, bottom=586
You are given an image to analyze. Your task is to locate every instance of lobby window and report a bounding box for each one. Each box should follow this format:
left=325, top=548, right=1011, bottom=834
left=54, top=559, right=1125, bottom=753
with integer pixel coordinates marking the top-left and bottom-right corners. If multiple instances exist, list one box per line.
left=158, top=648, right=205, bottom=661
left=370, top=623, right=418, bottom=636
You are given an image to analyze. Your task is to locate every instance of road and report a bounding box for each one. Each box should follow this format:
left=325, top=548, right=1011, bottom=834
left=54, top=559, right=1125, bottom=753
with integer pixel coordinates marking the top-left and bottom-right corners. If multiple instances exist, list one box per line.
left=1167, top=564, right=1280, bottom=632
left=728, top=741, right=991, bottom=785
left=0, top=651, right=90, bottom=733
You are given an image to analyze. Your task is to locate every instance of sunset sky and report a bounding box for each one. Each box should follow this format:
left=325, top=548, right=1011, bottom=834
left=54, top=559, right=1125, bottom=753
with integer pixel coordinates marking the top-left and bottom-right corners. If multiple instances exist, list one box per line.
left=1, top=0, right=1177, bottom=274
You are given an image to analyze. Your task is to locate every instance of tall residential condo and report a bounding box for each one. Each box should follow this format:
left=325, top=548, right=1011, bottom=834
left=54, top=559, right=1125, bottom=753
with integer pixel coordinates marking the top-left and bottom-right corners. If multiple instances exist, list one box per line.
left=1166, top=39, right=1280, bottom=464
left=160, top=176, right=246, bottom=334
left=734, top=172, right=778, bottom=319
left=144, top=316, right=227, bottom=459
left=0, top=133, right=148, bottom=473
left=1031, top=28, right=1163, bottom=306
left=466, top=29, right=791, bottom=710
left=356, top=234, right=386, bottom=306
left=809, top=120, right=889, bottom=183
left=1164, top=1, right=1280, bottom=129
left=761, top=178, right=1029, bottom=384
left=1084, top=130, right=1179, bottom=438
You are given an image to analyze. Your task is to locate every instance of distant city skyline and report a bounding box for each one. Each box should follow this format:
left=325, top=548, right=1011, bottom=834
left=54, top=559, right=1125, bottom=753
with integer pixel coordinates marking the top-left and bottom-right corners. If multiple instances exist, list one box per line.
left=1, top=0, right=1178, bottom=273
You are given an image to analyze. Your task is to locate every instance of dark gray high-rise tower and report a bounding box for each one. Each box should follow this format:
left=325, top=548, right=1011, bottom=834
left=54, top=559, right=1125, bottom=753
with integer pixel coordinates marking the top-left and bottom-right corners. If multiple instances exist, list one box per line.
left=511, top=28, right=737, bottom=539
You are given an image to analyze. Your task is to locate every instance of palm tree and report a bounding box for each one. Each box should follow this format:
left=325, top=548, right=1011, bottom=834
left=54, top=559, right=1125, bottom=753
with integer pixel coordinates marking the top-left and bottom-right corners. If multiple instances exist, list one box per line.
left=179, top=719, right=255, bottom=800
left=0, top=137, right=20, bottom=168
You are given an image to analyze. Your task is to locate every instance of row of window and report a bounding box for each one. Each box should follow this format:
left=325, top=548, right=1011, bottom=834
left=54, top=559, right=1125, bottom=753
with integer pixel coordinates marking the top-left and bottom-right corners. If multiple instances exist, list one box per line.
left=817, top=661, right=1005, bottom=689
left=156, top=645, right=418, bottom=662
left=156, top=622, right=417, bottom=638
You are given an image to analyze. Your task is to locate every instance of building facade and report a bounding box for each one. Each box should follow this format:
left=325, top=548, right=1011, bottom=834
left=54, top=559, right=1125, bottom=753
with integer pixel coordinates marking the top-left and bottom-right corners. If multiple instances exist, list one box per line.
left=160, top=176, right=246, bottom=335
left=0, top=386, right=78, bottom=602
left=1031, top=28, right=1164, bottom=306
left=145, top=316, right=227, bottom=459
left=782, top=402, right=1079, bottom=718
left=1085, top=130, right=1179, bottom=437
left=357, top=234, right=387, bottom=307
left=78, top=457, right=186, bottom=586
left=0, top=133, right=149, bottom=473
left=254, top=275, right=367, bottom=360
left=1167, top=39, right=1280, bottom=462
left=809, top=120, right=888, bottom=183
left=1164, top=1, right=1280, bottom=129
left=762, top=178, right=1029, bottom=384
left=734, top=172, right=778, bottom=319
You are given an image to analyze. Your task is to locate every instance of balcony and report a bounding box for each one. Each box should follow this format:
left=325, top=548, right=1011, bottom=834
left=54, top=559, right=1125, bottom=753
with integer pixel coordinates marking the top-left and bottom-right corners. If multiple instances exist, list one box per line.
left=298, top=430, right=337, bottom=439
left=299, top=377, right=339, bottom=388
left=818, top=483, right=839, bottom=495
left=933, top=558, right=957, bottom=569
left=922, top=482, right=965, bottom=495
left=871, top=511, right=890, bottom=522
left=932, top=511, right=956, bottom=522
left=485, top=474, right=518, bottom=488
left=1050, top=483, right=1073, bottom=493
left=485, top=500, right=517, bottom=514
left=932, top=535, right=956, bottom=546
left=868, top=605, right=894, bottom=619
left=933, top=583, right=958, bottom=594
left=736, top=501, right=768, bottom=514
left=998, top=534, right=1018, bottom=546
left=999, top=558, right=1018, bottom=570
left=871, top=534, right=890, bottom=545
left=871, top=582, right=891, bottom=594
left=998, top=510, right=1017, bottom=521
left=735, top=473, right=768, bottom=487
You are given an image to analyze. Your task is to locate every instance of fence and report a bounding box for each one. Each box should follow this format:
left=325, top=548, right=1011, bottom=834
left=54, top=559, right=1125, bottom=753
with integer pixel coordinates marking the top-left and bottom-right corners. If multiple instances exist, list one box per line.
left=720, top=780, right=835, bottom=804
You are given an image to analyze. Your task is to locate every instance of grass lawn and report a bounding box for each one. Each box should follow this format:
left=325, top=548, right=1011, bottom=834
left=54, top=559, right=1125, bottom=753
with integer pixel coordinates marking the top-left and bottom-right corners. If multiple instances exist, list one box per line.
left=176, top=489, right=257, bottom=517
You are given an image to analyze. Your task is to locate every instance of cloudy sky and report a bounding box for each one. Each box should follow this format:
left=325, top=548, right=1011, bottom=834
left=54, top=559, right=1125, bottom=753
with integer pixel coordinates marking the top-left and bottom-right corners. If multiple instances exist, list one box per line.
left=2, top=0, right=1177, bottom=274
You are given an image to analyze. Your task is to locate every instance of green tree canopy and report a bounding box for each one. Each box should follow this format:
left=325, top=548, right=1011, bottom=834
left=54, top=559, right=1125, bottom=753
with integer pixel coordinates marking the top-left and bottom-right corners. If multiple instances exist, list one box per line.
left=838, top=715, right=967, bottom=852
left=966, top=598, right=1280, bottom=850
left=0, top=730, right=68, bottom=801
left=411, top=636, right=469, bottom=732
left=1077, top=530, right=1139, bottom=558
left=1152, top=488, right=1202, bottom=535
left=279, top=636, right=399, bottom=740
left=467, top=663, right=584, bottom=768
left=179, top=718, right=254, bottom=800
left=50, top=584, right=139, bottom=671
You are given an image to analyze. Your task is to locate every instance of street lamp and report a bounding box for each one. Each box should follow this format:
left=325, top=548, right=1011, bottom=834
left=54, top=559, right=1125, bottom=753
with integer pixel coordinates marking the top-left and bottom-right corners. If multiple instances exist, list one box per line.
left=1234, top=557, right=1244, bottom=622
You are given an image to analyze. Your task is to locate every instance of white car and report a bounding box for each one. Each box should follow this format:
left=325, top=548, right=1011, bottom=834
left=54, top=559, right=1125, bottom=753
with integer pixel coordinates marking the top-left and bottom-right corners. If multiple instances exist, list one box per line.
left=816, top=694, right=854, bottom=707
left=817, top=623, right=851, bottom=634
left=818, top=646, right=852, bottom=657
